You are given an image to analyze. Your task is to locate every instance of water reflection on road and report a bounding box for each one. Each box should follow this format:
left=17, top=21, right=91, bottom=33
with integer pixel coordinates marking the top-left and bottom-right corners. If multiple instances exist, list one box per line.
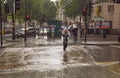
left=1, top=46, right=91, bottom=71
left=85, top=45, right=120, bottom=62
left=0, top=45, right=120, bottom=78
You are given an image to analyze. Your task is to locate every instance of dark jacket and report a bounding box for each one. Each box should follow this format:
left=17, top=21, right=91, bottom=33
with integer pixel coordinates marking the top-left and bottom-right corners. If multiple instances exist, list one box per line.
left=62, top=34, right=69, bottom=43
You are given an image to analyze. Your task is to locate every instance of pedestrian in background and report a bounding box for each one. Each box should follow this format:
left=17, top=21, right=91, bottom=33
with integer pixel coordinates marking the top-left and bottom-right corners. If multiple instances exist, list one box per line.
left=68, top=22, right=73, bottom=39
left=51, top=25, right=55, bottom=39
left=62, top=29, right=70, bottom=51
left=59, top=22, right=69, bottom=40
left=69, top=22, right=78, bottom=44
left=60, top=22, right=68, bottom=32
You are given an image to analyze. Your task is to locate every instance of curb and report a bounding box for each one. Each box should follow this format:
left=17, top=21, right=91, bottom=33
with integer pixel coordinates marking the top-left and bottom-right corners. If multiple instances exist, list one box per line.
left=5, top=39, right=24, bottom=42
left=0, top=44, right=15, bottom=48
left=80, top=41, right=120, bottom=45
left=80, top=43, right=120, bottom=45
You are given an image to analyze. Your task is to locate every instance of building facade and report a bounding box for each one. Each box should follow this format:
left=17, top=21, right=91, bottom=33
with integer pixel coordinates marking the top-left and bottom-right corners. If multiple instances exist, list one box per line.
left=92, top=1, right=120, bottom=29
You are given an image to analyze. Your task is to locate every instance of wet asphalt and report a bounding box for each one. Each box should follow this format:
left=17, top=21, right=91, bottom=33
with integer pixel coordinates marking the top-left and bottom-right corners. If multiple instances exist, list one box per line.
left=0, top=38, right=120, bottom=78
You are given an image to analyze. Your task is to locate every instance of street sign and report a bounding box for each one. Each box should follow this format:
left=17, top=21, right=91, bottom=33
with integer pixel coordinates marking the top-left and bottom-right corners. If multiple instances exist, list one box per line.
left=95, top=21, right=112, bottom=29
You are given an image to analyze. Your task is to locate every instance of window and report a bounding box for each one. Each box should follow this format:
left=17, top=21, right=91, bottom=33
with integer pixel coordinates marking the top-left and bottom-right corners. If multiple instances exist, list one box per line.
left=108, top=5, right=114, bottom=13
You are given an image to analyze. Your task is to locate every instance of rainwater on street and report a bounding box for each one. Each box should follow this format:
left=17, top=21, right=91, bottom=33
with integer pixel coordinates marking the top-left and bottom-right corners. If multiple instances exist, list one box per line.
left=0, top=39, right=120, bottom=78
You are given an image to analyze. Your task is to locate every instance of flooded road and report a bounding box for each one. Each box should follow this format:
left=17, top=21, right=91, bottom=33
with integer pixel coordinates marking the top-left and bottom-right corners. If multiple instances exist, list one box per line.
left=0, top=45, right=120, bottom=78
left=85, top=45, right=120, bottom=62
left=0, top=65, right=119, bottom=78
left=0, top=46, right=94, bottom=69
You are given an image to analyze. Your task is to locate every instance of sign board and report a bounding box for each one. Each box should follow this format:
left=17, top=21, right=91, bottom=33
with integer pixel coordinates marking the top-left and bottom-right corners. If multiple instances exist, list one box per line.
left=95, top=21, right=112, bottom=29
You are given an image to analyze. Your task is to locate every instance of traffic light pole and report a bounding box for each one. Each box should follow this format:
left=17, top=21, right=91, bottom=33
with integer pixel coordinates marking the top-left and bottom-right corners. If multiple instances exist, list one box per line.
left=84, top=15, right=87, bottom=43
left=0, top=0, right=3, bottom=46
left=24, top=0, right=27, bottom=42
left=12, top=0, right=15, bottom=40
left=82, top=8, right=88, bottom=43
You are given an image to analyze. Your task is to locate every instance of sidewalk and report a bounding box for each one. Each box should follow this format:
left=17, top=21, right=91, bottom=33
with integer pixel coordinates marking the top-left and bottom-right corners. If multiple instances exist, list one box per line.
left=80, top=41, right=120, bottom=45
left=0, top=37, right=120, bottom=48
left=0, top=38, right=24, bottom=48
left=0, top=41, right=14, bottom=48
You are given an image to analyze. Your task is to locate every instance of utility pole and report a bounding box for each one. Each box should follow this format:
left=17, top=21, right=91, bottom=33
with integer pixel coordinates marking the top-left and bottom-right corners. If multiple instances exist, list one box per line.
left=82, top=8, right=87, bottom=43
left=84, top=14, right=87, bottom=43
left=24, top=0, right=27, bottom=42
left=4, top=0, right=9, bottom=40
left=0, top=0, right=3, bottom=46
left=80, top=6, right=82, bottom=38
left=12, top=0, right=15, bottom=40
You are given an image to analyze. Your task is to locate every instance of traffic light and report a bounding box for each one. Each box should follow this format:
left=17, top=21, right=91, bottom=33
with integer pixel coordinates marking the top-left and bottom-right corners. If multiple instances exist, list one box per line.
left=25, top=15, right=30, bottom=20
left=96, top=6, right=101, bottom=12
left=112, top=0, right=120, bottom=3
left=95, top=6, right=101, bottom=16
left=82, top=8, right=87, bottom=16
left=15, top=0, right=20, bottom=10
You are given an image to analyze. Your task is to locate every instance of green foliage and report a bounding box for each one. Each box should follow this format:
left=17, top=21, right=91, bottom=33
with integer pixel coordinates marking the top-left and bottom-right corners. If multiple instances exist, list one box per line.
left=94, top=0, right=108, bottom=3
left=7, top=0, right=57, bottom=24
left=60, top=0, right=92, bottom=18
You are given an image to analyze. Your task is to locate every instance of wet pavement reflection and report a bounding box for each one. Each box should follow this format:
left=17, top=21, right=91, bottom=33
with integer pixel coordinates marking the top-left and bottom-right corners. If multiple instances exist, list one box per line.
left=85, top=45, right=120, bottom=62
left=0, top=45, right=120, bottom=78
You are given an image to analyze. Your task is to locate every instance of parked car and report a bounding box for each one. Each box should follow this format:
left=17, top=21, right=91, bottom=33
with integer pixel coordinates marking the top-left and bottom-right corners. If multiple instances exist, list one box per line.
left=15, top=27, right=36, bottom=38
left=39, top=28, right=48, bottom=36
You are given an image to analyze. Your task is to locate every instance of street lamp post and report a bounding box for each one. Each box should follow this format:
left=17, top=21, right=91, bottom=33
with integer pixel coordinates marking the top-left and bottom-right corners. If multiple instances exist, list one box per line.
left=0, top=0, right=3, bottom=46
left=4, top=0, right=8, bottom=40
left=12, top=0, right=15, bottom=40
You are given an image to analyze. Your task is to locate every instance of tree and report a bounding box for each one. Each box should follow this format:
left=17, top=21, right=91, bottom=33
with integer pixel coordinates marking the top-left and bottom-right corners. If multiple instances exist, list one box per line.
left=7, top=0, right=57, bottom=24
left=41, top=0, right=57, bottom=21
left=94, top=0, right=110, bottom=3
left=60, top=0, right=92, bottom=19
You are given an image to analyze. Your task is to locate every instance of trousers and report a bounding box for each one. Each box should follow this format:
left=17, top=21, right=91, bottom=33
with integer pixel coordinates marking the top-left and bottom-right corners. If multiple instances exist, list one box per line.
left=63, top=42, right=68, bottom=51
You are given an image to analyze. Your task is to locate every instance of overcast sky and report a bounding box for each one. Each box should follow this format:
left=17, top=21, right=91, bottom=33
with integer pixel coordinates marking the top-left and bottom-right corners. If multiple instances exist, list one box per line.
left=50, top=0, right=57, bottom=2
